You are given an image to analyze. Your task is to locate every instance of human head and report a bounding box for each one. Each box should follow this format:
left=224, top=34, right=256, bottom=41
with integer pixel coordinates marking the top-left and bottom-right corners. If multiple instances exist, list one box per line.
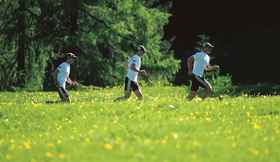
left=202, top=42, right=214, bottom=54
left=137, top=45, right=146, bottom=56
left=66, top=52, right=77, bottom=64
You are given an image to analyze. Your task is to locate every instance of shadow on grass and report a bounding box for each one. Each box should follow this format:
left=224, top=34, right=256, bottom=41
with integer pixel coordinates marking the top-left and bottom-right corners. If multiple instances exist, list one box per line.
left=199, top=83, right=280, bottom=98
left=257, top=110, right=280, bottom=116
left=233, top=84, right=280, bottom=96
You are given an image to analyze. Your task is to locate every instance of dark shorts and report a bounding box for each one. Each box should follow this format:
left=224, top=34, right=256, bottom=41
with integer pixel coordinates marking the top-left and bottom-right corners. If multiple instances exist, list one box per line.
left=190, top=74, right=211, bottom=92
left=124, top=77, right=139, bottom=92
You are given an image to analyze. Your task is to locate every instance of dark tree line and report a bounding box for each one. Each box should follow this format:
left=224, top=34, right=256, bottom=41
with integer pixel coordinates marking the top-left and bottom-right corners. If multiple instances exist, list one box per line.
left=166, top=1, right=280, bottom=84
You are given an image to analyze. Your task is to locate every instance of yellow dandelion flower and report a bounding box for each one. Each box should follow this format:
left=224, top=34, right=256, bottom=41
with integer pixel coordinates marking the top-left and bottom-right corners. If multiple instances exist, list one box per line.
left=178, top=118, right=184, bottom=121
left=24, top=142, right=32, bottom=150
left=253, top=123, right=262, bottom=129
left=171, top=133, right=178, bottom=140
left=249, top=148, right=259, bottom=156
left=6, top=154, right=12, bottom=160
left=85, top=138, right=91, bottom=143
left=144, top=139, right=151, bottom=145
left=47, top=143, right=55, bottom=148
left=46, top=152, right=54, bottom=158
left=160, top=139, right=167, bottom=144
left=58, top=153, right=65, bottom=159
left=57, top=140, right=62, bottom=144
left=104, top=144, right=113, bottom=150
left=205, top=117, right=211, bottom=122
left=9, top=144, right=16, bottom=151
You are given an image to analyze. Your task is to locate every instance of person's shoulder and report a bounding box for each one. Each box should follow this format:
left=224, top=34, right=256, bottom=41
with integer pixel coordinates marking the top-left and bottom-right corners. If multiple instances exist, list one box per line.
left=198, top=51, right=209, bottom=57
left=132, top=54, right=140, bottom=58
left=131, top=54, right=140, bottom=60
left=58, top=62, right=68, bottom=68
left=203, top=52, right=210, bottom=58
left=60, top=62, right=67, bottom=66
left=193, top=51, right=202, bottom=56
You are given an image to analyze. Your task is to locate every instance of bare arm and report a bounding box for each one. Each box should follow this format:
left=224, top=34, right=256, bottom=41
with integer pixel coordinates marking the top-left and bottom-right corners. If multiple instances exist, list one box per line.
left=66, top=77, right=72, bottom=84
left=205, top=65, right=220, bottom=72
left=66, top=77, right=78, bottom=85
left=130, top=63, right=147, bottom=75
left=187, top=56, right=194, bottom=75
left=130, top=63, right=140, bottom=73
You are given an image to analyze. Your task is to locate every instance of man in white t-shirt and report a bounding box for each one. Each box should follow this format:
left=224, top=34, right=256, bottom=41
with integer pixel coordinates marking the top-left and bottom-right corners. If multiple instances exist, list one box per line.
left=115, top=45, right=147, bottom=101
left=187, top=42, right=220, bottom=100
left=53, top=52, right=77, bottom=103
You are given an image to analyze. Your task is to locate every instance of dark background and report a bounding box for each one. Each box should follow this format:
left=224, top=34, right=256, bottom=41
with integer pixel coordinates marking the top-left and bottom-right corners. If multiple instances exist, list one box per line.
left=165, top=1, right=280, bottom=84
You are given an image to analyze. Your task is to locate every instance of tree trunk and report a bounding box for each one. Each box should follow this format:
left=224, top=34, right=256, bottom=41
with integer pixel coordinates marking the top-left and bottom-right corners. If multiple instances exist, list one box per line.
left=16, top=0, right=27, bottom=86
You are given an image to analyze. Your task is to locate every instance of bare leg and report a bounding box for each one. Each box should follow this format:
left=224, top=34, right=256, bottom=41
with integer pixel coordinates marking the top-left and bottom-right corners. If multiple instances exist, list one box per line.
left=202, top=86, right=213, bottom=100
left=114, top=90, right=131, bottom=101
left=187, top=91, right=197, bottom=101
left=58, top=87, right=70, bottom=103
left=134, top=89, right=143, bottom=100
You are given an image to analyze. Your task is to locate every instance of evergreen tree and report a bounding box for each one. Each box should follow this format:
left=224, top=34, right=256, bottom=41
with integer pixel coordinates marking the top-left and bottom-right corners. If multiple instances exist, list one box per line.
left=0, top=0, right=179, bottom=90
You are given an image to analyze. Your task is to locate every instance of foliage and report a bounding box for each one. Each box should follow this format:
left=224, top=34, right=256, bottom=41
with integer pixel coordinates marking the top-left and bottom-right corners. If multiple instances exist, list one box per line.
left=0, top=48, right=17, bottom=90
left=0, top=0, right=180, bottom=90
left=205, top=72, right=234, bottom=96
left=76, top=0, right=179, bottom=86
left=1, top=87, right=280, bottom=162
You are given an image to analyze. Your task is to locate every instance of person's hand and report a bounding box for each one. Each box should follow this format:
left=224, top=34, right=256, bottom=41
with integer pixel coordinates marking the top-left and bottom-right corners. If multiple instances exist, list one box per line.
left=71, top=80, right=79, bottom=86
left=68, top=80, right=78, bottom=86
left=214, top=65, right=220, bottom=70
left=140, top=70, right=147, bottom=76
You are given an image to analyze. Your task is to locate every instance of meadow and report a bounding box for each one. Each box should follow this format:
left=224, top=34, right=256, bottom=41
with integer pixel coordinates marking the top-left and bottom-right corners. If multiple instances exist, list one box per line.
left=0, top=85, right=280, bottom=162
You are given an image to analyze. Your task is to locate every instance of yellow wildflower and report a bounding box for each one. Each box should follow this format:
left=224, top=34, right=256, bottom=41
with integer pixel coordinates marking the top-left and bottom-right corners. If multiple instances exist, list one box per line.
left=104, top=144, right=113, bottom=150
left=253, top=123, right=262, bottom=129
left=46, top=152, right=54, bottom=158
left=24, top=142, right=32, bottom=150
left=6, top=154, right=12, bottom=160
left=47, top=143, right=55, bottom=148
left=58, top=153, right=65, bottom=159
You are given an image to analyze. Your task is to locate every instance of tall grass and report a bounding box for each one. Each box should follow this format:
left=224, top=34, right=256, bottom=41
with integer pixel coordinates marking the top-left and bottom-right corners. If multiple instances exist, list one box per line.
left=0, top=86, right=280, bottom=162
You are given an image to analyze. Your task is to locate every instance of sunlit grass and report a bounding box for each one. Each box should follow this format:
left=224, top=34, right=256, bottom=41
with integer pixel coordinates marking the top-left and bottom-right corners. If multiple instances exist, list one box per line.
left=0, top=86, right=280, bottom=162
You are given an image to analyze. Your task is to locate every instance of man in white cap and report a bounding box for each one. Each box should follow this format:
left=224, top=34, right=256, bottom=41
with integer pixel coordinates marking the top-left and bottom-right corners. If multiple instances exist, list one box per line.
left=187, top=42, right=220, bottom=100
left=53, top=52, right=77, bottom=103
left=115, top=45, right=147, bottom=101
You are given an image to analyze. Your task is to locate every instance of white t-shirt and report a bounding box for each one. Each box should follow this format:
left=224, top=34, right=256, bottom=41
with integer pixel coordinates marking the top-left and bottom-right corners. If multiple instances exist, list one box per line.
left=127, top=54, right=141, bottom=82
left=192, top=51, right=210, bottom=77
left=56, top=62, right=70, bottom=88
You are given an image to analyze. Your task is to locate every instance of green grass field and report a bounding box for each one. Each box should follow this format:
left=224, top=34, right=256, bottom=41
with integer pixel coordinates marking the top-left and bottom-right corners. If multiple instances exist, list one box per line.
left=0, top=86, right=280, bottom=162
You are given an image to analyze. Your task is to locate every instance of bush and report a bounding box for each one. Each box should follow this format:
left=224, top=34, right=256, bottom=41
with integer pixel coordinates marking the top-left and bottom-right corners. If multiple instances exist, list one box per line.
left=185, top=72, right=234, bottom=97
left=209, top=74, right=234, bottom=96
left=0, top=51, right=17, bottom=90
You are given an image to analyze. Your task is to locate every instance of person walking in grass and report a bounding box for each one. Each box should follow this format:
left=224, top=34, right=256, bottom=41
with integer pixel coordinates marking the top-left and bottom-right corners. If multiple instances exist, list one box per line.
left=187, top=42, right=220, bottom=101
left=115, top=45, right=147, bottom=101
left=52, top=52, right=78, bottom=103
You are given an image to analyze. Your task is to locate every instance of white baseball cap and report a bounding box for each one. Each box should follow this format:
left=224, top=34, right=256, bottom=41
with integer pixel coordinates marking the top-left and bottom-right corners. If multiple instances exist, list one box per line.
left=204, top=42, right=214, bottom=48
left=138, top=45, right=147, bottom=52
